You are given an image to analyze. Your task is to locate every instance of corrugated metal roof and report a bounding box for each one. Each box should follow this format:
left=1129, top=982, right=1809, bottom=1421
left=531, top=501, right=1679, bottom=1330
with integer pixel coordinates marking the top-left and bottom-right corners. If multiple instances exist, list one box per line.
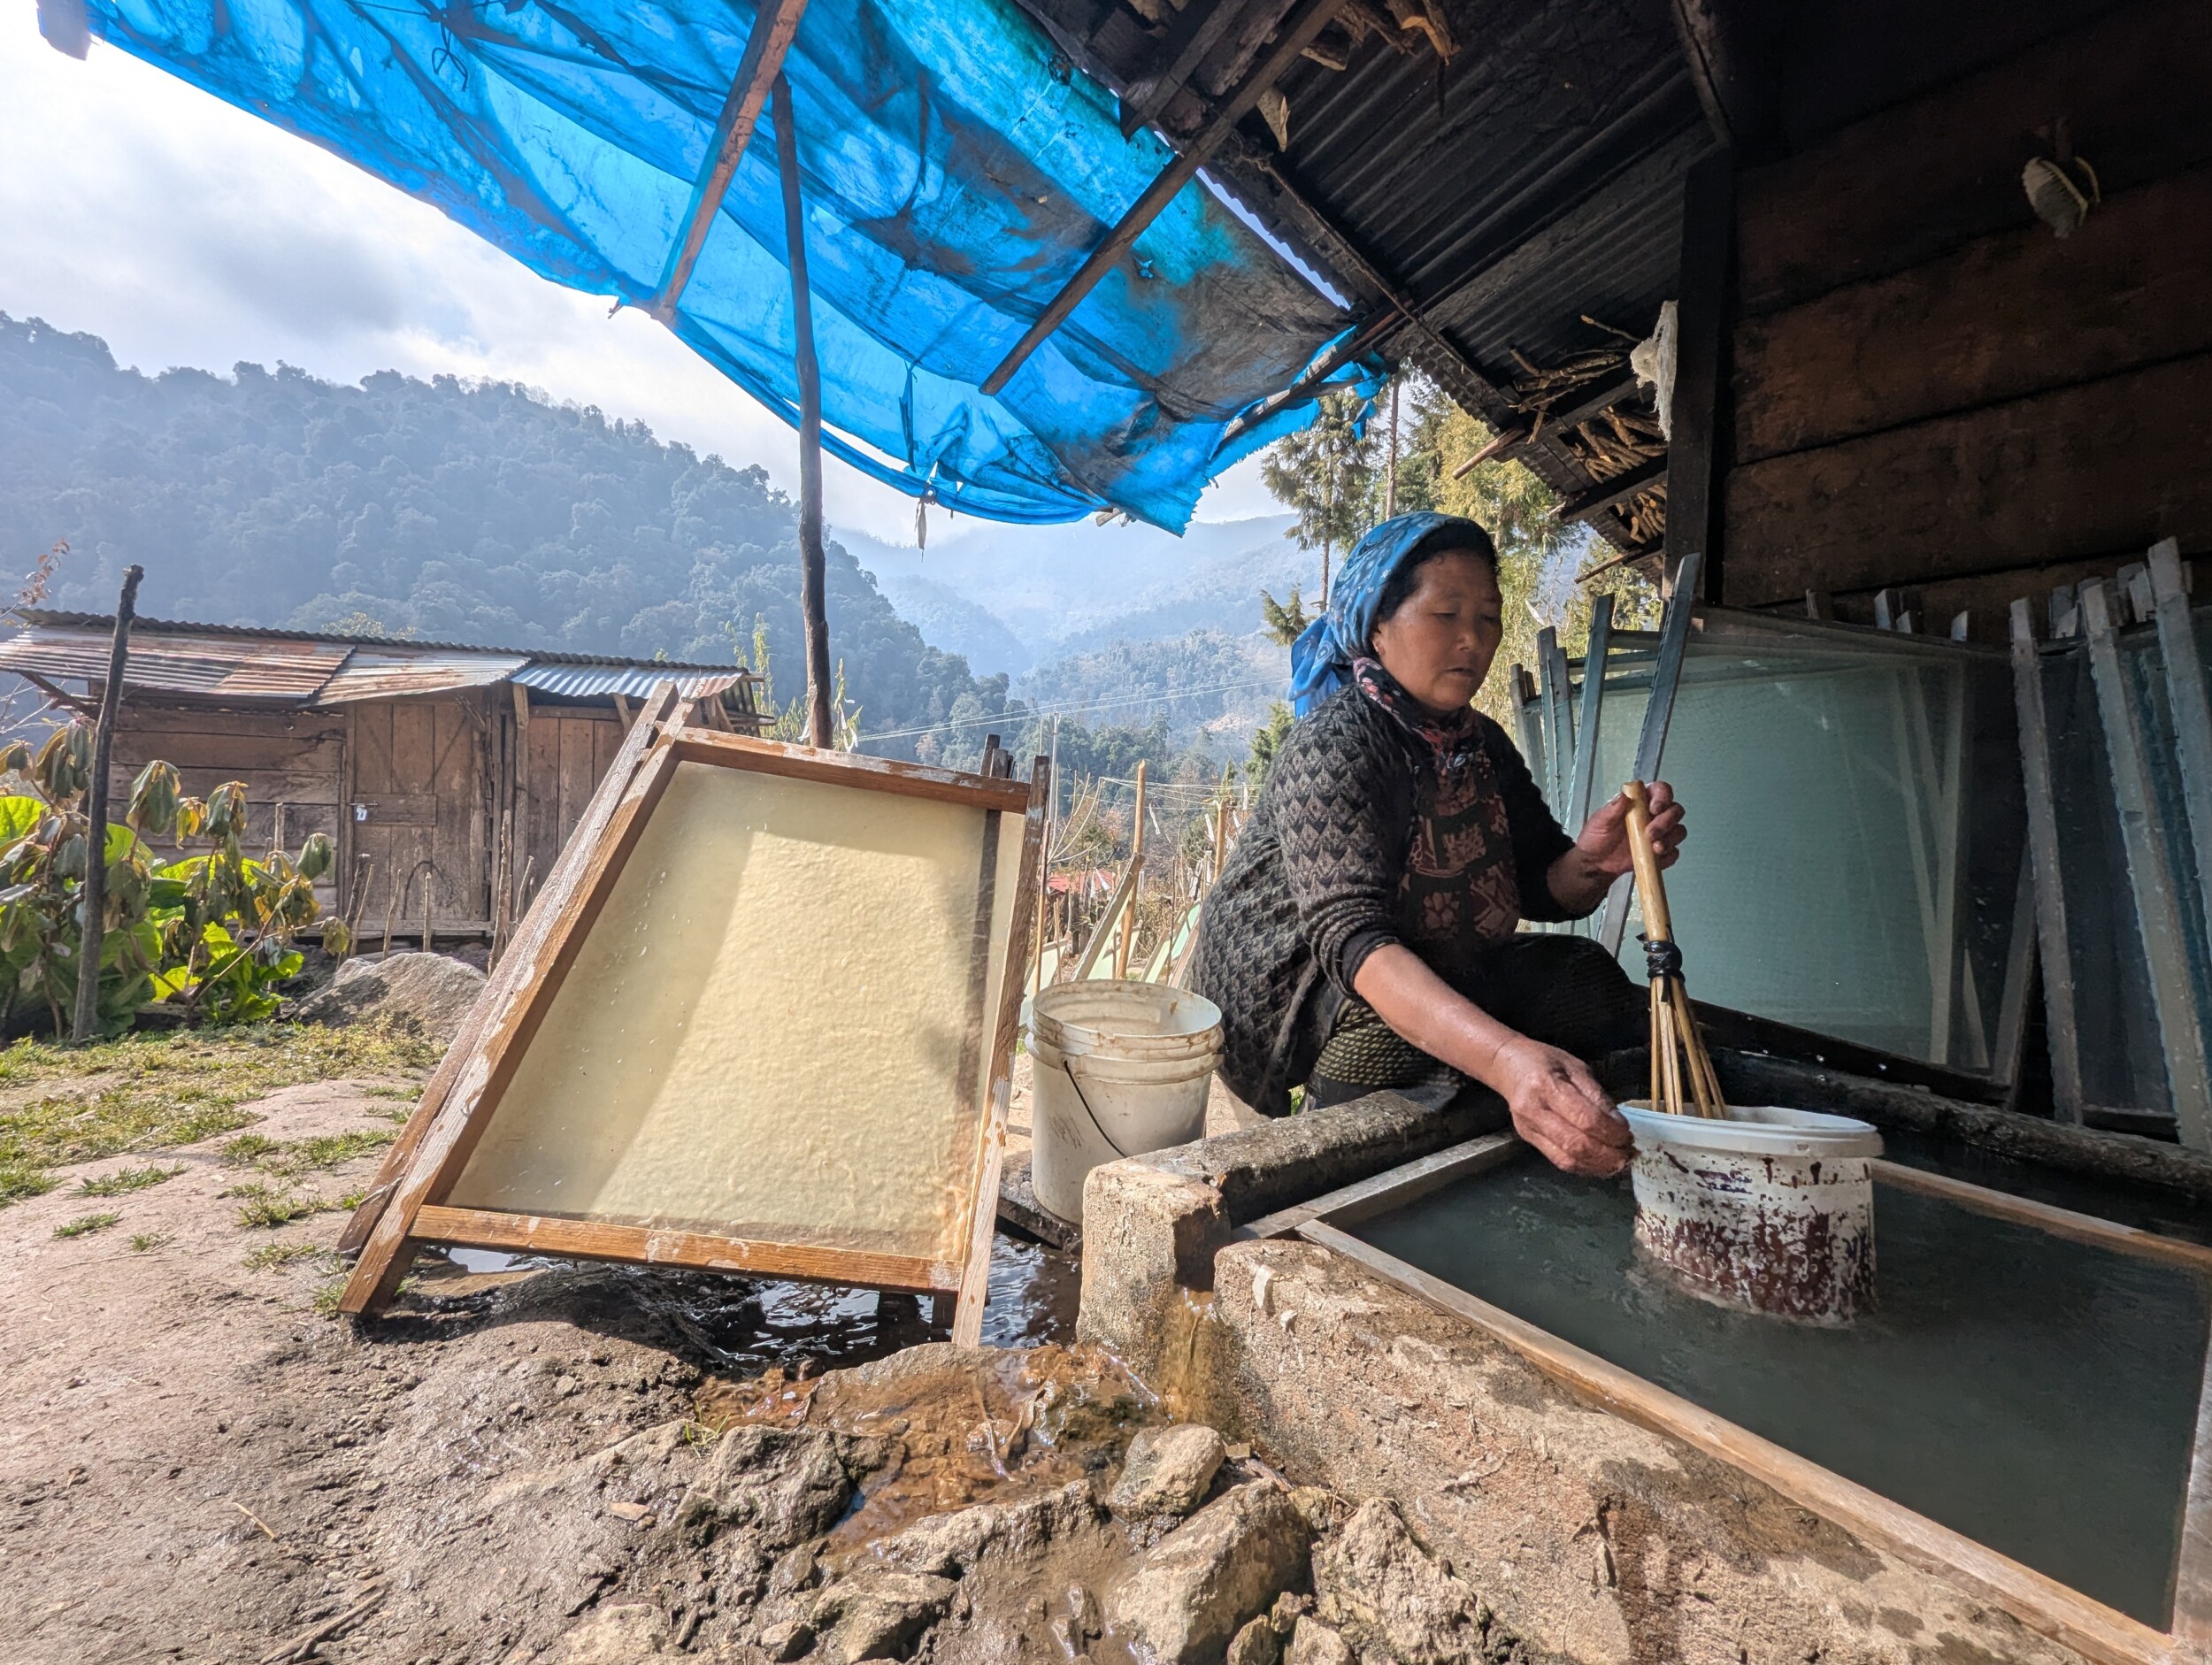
left=314, top=648, right=532, bottom=705
left=0, top=625, right=350, bottom=703
left=1009, top=0, right=1711, bottom=543
left=15, top=611, right=749, bottom=674
left=512, top=664, right=748, bottom=701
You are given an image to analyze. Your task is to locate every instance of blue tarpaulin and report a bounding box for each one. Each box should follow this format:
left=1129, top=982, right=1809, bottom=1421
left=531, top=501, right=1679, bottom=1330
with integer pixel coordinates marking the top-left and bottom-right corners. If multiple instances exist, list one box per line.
left=69, top=0, right=1371, bottom=530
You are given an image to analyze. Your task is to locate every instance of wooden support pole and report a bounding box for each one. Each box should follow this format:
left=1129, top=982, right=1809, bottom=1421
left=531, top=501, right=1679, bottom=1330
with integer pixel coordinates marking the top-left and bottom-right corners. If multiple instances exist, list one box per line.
left=2007, top=601, right=2084, bottom=1122
left=1116, top=760, right=1148, bottom=980
left=774, top=73, right=834, bottom=750
left=73, top=564, right=142, bottom=1042
left=1665, top=150, right=1732, bottom=600
left=648, top=0, right=812, bottom=318
left=979, top=0, right=1343, bottom=396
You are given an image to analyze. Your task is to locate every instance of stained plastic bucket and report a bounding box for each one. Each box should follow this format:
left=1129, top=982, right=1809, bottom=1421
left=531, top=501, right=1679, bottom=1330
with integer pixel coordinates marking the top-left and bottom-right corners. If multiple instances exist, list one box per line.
left=1027, top=981, right=1222, bottom=1225
left=1622, top=1103, right=1884, bottom=1324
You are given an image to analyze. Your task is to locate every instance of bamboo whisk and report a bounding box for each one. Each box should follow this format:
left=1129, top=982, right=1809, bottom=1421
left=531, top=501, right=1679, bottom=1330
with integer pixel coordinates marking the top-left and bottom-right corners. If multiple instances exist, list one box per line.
left=1623, top=780, right=1725, bottom=1118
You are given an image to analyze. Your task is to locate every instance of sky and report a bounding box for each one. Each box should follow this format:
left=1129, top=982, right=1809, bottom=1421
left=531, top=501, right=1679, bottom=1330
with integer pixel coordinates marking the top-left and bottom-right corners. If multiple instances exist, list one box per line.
left=0, top=17, right=1283, bottom=550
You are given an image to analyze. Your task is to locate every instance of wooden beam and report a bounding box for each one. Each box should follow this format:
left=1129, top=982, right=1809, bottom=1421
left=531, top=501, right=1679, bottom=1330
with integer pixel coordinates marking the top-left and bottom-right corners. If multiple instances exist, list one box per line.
left=979, top=0, right=1343, bottom=396
left=1238, top=1132, right=1521, bottom=1240
left=1870, top=1161, right=2212, bottom=1275
left=647, top=0, right=811, bottom=318
left=1118, top=0, right=1250, bottom=137
left=1557, top=456, right=1666, bottom=525
left=2009, top=599, right=2085, bottom=1123
left=1667, top=148, right=1731, bottom=599
left=773, top=73, right=834, bottom=749
left=74, top=565, right=142, bottom=1041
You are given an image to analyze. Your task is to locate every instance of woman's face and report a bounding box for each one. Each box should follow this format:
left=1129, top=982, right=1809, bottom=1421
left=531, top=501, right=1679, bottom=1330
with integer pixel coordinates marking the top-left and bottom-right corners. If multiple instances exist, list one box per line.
left=1369, top=550, right=1504, bottom=717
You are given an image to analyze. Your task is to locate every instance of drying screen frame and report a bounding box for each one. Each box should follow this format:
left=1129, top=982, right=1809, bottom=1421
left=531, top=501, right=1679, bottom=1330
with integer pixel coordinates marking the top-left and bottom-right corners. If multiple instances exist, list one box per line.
left=338, top=707, right=1046, bottom=1345
left=1242, top=1137, right=2212, bottom=1665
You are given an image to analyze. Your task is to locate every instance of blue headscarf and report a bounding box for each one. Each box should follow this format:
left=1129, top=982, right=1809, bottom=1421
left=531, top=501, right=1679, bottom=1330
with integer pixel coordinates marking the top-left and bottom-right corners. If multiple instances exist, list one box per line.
left=1287, top=512, right=1494, bottom=717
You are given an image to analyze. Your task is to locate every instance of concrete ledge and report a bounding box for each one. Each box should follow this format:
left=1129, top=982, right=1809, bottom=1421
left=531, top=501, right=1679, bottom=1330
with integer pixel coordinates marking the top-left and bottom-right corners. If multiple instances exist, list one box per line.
left=1077, top=1092, right=1478, bottom=1385
left=1208, top=1236, right=2097, bottom=1665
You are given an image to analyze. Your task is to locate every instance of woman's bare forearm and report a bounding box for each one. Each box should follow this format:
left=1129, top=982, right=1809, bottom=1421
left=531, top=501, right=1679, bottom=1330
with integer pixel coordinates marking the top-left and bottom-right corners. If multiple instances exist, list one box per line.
left=1349, top=943, right=1519, bottom=1092
left=1544, top=847, right=1613, bottom=917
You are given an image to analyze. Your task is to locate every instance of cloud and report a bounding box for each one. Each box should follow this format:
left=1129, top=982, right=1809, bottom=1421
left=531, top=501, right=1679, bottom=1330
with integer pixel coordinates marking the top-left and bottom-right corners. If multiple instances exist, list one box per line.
left=0, top=18, right=1277, bottom=549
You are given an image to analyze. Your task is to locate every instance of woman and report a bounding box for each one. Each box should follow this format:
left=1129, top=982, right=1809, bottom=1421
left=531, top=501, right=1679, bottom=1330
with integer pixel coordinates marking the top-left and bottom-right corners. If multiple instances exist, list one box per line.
left=1192, top=511, right=1686, bottom=1178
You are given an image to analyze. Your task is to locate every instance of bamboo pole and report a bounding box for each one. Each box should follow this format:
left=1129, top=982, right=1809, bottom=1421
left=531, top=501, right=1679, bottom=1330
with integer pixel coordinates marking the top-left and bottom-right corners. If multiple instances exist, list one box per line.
left=73, top=564, right=143, bottom=1041
left=1624, top=779, right=1723, bottom=1116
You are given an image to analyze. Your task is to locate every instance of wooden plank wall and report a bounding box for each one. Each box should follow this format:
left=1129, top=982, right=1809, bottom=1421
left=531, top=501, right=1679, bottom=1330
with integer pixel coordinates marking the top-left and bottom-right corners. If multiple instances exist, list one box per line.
left=1722, top=0, right=2212, bottom=625
left=109, top=705, right=347, bottom=912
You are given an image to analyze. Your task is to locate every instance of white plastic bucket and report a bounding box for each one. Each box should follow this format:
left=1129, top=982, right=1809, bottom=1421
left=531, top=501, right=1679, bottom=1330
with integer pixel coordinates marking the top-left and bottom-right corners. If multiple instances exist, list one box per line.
left=1622, top=1103, right=1883, bottom=1324
left=1027, top=981, right=1222, bottom=1225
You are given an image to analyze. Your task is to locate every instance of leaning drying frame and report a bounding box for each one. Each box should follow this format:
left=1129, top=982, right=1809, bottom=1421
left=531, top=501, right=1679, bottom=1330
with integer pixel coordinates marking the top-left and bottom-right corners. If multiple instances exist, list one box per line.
left=1246, top=1138, right=2212, bottom=1665
left=339, top=710, right=1047, bottom=1346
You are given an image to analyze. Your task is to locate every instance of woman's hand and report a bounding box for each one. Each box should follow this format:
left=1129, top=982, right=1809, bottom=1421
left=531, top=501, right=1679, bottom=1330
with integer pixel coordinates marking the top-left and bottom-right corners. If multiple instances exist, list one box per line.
left=1492, top=1037, right=1633, bottom=1177
left=1545, top=781, right=1686, bottom=916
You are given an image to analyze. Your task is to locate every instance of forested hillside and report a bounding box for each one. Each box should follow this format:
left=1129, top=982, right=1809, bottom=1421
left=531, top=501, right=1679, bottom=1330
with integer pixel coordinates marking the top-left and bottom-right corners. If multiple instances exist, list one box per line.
left=0, top=313, right=1018, bottom=756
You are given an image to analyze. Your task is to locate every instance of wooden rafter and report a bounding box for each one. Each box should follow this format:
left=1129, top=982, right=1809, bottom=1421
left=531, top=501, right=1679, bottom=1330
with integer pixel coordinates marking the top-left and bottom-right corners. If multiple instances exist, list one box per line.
left=979, top=0, right=1345, bottom=396
left=1220, top=302, right=1403, bottom=444
left=1118, top=0, right=1252, bottom=137
left=647, top=0, right=812, bottom=319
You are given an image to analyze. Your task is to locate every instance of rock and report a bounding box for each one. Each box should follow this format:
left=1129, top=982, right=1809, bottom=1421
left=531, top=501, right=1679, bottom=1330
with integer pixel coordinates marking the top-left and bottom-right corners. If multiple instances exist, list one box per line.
left=757, top=1617, right=814, bottom=1661
left=1269, top=1592, right=1312, bottom=1638
left=1285, top=1617, right=1354, bottom=1665
left=874, top=1500, right=1006, bottom=1577
left=1310, top=1500, right=1485, bottom=1665
left=678, top=1427, right=889, bottom=1550
left=547, top=1602, right=671, bottom=1662
left=1287, top=1486, right=1351, bottom=1538
left=768, top=1544, right=819, bottom=1595
left=1228, top=1615, right=1282, bottom=1665
left=1110, top=1423, right=1226, bottom=1518
left=810, top=1569, right=956, bottom=1663
left=1105, top=1481, right=1312, bottom=1665
left=292, top=951, right=485, bottom=1044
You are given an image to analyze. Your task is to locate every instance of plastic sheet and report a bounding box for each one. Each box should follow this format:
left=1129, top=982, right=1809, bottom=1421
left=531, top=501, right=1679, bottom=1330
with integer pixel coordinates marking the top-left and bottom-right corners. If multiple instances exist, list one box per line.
left=77, top=0, right=1370, bottom=530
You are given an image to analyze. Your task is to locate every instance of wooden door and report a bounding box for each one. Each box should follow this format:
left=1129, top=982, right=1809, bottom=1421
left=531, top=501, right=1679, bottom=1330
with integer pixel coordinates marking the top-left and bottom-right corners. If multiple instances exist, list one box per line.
left=348, top=696, right=488, bottom=933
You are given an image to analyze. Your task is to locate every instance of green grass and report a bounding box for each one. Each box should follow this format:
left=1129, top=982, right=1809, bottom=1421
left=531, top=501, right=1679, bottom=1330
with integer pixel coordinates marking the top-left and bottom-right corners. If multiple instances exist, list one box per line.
left=219, top=1133, right=280, bottom=1164
left=78, top=1162, right=185, bottom=1197
left=55, top=1210, right=121, bottom=1239
left=0, top=1023, right=440, bottom=1209
left=128, top=1232, right=169, bottom=1252
left=243, top=1240, right=329, bottom=1270
left=229, top=1182, right=342, bottom=1230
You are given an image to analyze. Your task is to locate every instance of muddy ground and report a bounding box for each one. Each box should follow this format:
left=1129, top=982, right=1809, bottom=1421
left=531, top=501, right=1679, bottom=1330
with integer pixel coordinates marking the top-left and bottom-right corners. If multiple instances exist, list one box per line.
left=4, top=1059, right=1495, bottom=1665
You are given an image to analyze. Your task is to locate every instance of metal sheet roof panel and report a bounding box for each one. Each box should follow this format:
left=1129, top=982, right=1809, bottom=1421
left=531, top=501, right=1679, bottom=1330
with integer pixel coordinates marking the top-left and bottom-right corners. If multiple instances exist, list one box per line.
left=314, top=649, right=531, bottom=704
left=512, top=664, right=747, bottom=701
left=0, top=626, right=349, bottom=702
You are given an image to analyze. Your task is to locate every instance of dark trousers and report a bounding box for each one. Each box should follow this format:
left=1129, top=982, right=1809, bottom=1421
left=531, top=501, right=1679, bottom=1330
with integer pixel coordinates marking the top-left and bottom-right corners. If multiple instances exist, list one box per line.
left=1306, top=932, right=1646, bottom=1118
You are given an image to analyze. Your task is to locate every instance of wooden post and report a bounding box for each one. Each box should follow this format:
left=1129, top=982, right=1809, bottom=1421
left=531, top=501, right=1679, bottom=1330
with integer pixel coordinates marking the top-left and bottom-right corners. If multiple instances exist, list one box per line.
left=1116, top=761, right=1147, bottom=979
left=1665, top=151, right=1732, bottom=602
left=73, top=564, right=142, bottom=1042
left=774, top=73, right=834, bottom=750
left=2148, top=540, right=2212, bottom=965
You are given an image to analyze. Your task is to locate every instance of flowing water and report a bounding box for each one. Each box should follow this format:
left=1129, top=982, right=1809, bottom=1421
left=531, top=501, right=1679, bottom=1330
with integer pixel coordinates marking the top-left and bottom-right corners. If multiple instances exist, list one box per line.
left=437, top=1231, right=1081, bottom=1375
left=1351, top=1155, right=2210, bottom=1626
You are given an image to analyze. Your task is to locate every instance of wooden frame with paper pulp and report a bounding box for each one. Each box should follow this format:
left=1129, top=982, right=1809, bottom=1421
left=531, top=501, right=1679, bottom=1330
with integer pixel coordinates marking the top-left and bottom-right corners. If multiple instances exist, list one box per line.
left=340, top=710, right=1046, bottom=1347
left=1254, top=1138, right=2212, bottom=1665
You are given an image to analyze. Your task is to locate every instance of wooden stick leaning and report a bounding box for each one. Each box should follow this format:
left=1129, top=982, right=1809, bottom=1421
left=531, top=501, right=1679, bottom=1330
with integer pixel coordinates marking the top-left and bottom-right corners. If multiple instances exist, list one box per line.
left=1623, top=780, right=1724, bottom=1118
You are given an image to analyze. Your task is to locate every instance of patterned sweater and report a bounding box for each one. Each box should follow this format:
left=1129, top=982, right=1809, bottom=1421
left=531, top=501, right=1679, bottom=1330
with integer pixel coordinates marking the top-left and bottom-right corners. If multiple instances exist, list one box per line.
left=1191, top=683, right=1575, bottom=1114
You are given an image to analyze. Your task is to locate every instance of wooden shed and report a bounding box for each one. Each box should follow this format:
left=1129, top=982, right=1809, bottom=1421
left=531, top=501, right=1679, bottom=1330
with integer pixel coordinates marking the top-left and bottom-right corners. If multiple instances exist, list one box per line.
left=0, top=612, right=764, bottom=952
